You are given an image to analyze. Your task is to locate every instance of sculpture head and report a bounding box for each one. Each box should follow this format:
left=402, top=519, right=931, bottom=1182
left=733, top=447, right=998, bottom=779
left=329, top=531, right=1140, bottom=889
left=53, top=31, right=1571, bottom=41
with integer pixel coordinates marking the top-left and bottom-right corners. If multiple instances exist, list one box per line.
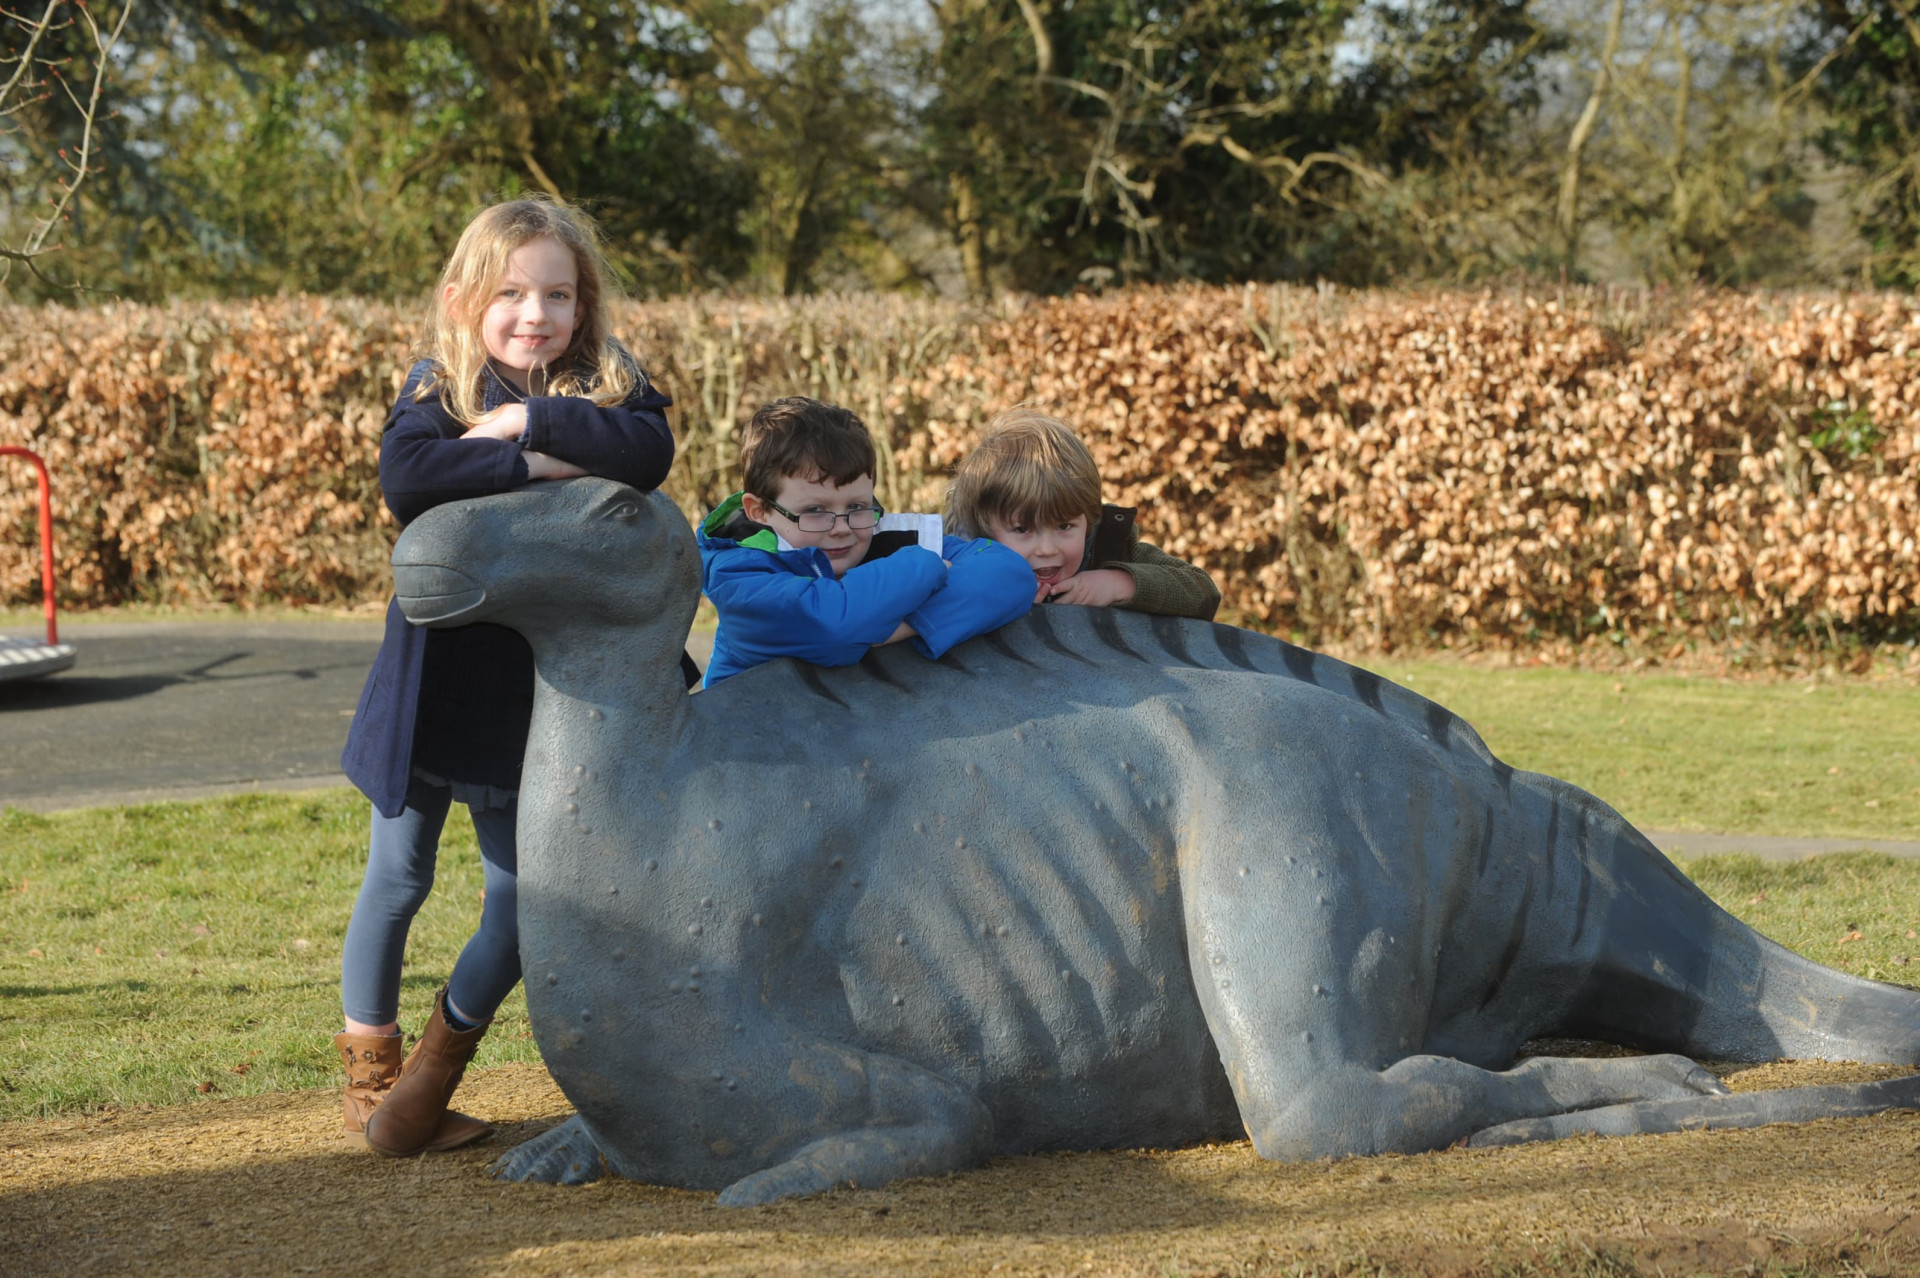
left=391, top=479, right=700, bottom=643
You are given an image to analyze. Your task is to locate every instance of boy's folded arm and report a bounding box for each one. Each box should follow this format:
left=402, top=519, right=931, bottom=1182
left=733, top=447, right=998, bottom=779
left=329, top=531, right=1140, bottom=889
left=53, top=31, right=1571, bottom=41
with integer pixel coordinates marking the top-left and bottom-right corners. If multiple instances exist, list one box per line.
left=1104, top=541, right=1222, bottom=621
left=903, top=538, right=1036, bottom=659
left=519, top=377, right=676, bottom=493
left=706, top=548, right=948, bottom=667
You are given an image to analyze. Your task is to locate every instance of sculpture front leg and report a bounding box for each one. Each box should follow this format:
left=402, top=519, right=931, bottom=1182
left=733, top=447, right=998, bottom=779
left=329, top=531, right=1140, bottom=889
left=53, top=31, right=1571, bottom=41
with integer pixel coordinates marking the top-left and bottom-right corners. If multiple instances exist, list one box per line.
left=711, top=1039, right=993, bottom=1207
left=491, top=1114, right=606, bottom=1185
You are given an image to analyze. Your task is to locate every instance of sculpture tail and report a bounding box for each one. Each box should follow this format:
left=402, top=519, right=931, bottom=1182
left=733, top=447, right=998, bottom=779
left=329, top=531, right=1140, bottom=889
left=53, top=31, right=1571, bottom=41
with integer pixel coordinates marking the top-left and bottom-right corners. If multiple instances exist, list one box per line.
left=1554, top=795, right=1920, bottom=1065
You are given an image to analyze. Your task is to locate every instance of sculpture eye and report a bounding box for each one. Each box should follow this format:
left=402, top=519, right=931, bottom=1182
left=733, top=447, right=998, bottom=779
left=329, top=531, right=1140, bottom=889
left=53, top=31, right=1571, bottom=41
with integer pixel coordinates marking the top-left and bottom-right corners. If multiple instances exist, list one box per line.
left=605, top=502, right=640, bottom=523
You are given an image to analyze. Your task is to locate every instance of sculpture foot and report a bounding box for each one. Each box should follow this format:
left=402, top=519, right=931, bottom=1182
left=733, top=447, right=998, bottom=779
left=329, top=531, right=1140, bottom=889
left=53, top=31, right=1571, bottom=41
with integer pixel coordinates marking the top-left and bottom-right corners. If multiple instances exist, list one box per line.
left=489, top=1114, right=605, bottom=1185
left=715, top=1117, right=991, bottom=1207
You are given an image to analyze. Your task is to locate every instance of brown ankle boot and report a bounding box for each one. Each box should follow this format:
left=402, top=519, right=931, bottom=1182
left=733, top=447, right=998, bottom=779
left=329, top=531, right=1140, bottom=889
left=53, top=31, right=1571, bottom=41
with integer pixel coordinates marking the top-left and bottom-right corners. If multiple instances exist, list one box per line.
left=362, top=990, right=494, bottom=1156
left=336, top=1026, right=493, bottom=1153
left=335, top=1030, right=403, bottom=1148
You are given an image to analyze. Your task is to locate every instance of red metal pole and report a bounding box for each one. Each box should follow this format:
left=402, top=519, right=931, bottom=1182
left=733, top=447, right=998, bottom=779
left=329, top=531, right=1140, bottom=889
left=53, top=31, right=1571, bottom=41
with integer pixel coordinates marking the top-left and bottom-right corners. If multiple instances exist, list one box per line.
left=0, top=446, right=58, bottom=645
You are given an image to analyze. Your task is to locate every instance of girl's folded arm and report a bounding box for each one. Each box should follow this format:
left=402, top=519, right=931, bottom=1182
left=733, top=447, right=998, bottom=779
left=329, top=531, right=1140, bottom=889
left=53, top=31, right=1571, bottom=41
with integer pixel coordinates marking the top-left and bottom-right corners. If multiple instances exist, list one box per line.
left=379, top=400, right=528, bottom=525
left=519, top=377, right=676, bottom=492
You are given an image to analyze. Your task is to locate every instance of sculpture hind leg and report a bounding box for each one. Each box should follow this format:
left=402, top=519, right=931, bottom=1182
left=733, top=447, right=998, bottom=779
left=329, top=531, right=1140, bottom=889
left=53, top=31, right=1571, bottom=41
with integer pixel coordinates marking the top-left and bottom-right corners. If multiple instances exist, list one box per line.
left=1556, top=814, right=1920, bottom=1065
left=1180, top=820, right=1729, bottom=1161
left=1468, top=1072, right=1920, bottom=1147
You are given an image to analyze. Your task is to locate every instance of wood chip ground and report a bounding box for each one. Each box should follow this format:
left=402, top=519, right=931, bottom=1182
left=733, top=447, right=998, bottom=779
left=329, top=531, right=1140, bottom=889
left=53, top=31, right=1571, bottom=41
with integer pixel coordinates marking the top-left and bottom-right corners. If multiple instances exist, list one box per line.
left=5, top=1056, right=1920, bottom=1276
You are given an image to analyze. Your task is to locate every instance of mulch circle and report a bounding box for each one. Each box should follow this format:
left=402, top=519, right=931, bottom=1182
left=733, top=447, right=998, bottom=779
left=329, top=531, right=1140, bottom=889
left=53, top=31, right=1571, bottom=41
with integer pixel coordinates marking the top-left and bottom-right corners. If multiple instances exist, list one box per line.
left=4, top=1057, right=1920, bottom=1276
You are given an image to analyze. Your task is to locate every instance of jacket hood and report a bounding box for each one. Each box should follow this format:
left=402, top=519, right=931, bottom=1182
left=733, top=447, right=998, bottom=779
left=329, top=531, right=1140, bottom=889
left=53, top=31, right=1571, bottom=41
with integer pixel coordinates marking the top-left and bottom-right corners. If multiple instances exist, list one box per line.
left=699, top=492, right=779, bottom=552
left=1084, top=503, right=1139, bottom=569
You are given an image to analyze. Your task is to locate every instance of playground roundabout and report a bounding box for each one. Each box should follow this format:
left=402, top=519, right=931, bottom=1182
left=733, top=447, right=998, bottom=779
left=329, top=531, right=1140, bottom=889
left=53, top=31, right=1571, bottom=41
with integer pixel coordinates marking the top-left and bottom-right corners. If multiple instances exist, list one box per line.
left=5, top=1052, right=1920, bottom=1277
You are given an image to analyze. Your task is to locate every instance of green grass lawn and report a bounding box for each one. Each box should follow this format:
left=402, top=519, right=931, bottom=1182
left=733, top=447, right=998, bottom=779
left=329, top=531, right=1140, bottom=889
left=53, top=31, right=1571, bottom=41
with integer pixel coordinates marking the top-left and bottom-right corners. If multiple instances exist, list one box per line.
left=0, top=794, right=542, bottom=1120
left=3, top=659, right=1918, bottom=1122
left=1390, top=660, right=1920, bottom=842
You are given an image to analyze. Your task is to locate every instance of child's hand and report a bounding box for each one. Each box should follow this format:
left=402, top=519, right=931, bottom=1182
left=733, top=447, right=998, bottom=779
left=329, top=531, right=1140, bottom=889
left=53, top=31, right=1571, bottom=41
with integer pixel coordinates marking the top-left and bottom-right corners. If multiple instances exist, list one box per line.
left=1045, top=568, right=1135, bottom=607
left=465, top=404, right=529, bottom=440
left=523, top=451, right=588, bottom=480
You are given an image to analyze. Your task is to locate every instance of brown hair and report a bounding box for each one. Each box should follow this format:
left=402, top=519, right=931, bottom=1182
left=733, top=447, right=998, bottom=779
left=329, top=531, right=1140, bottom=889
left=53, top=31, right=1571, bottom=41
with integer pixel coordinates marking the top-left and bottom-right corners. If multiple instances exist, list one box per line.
left=739, top=397, right=876, bottom=500
left=946, top=407, right=1102, bottom=538
left=418, top=196, right=639, bottom=425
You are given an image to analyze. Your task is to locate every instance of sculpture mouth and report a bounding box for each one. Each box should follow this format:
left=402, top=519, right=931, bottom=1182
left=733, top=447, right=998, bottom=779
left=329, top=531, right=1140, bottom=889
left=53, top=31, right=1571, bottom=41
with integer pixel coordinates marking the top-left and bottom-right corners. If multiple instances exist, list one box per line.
left=394, top=563, right=486, bottom=624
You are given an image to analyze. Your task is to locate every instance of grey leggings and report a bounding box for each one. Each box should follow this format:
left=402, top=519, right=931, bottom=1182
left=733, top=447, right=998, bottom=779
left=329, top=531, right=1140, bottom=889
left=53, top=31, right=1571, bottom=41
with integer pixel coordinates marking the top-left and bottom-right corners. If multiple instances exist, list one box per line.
left=340, top=774, right=521, bottom=1027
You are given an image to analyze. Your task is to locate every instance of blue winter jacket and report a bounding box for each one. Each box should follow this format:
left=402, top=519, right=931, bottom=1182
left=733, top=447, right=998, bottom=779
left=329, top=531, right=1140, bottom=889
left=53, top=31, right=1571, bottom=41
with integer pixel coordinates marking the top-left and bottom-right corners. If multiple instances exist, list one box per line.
left=341, top=357, right=675, bottom=818
left=697, top=493, right=1035, bottom=688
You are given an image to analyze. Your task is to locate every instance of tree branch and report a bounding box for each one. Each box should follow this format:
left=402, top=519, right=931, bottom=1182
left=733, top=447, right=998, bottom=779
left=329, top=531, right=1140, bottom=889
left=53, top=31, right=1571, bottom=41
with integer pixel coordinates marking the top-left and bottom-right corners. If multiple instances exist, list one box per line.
left=2, top=0, right=134, bottom=289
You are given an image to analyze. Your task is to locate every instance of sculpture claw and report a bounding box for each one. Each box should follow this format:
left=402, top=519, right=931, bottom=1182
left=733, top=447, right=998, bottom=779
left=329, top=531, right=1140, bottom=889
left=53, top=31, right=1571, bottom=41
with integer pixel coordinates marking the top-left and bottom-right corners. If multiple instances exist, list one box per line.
left=1643, top=1053, right=1732, bottom=1100
left=490, top=1114, right=605, bottom=1185
left=715, top=1163, right=834, bottom=1208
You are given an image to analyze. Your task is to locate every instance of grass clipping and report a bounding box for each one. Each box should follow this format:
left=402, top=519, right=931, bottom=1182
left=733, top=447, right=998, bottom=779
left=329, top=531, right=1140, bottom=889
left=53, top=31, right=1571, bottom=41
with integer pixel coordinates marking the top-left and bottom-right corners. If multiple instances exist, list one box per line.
left=4, top=1056, right=1920, bottom=1277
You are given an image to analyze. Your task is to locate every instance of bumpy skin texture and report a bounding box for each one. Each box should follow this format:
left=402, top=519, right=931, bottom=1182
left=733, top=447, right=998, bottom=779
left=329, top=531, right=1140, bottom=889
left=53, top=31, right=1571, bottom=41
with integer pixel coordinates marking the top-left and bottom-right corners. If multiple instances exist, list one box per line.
left=387, top=480, right=1920, bottom=1206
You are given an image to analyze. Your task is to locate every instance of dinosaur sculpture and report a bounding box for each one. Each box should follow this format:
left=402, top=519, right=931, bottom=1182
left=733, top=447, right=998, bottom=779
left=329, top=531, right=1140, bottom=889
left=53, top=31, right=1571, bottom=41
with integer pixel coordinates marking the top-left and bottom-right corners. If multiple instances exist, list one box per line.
left=389, top=478, right=1920, bottom=1206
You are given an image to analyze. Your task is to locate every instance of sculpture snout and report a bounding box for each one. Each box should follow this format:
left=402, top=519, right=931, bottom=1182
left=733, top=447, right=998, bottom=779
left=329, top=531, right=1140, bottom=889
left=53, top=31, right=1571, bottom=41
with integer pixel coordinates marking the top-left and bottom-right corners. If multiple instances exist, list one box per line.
left=394, top=563, right=486, bottom=625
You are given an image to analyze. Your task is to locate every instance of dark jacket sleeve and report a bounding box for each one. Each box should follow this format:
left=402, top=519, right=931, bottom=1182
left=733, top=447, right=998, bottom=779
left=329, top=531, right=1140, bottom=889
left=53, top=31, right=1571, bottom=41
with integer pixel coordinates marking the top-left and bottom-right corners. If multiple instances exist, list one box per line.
left=380, top=360, right=677, bottom=526
left=378, top=363, right=530, bottom=525
left=1108, top=541, right=1223, bottom=621
left=520, top=371, right=676, bottom=494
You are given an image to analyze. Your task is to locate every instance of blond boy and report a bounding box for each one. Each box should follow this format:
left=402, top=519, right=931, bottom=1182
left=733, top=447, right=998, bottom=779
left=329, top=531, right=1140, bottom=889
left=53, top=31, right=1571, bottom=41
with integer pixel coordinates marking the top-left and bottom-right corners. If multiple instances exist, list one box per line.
left=947, top=408, right=1220, bottom=620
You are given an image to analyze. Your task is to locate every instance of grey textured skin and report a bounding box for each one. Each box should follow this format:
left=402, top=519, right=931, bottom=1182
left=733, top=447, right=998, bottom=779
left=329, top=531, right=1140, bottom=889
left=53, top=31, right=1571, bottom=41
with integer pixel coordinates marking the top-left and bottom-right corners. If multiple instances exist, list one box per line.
left=390, top=479, right=1920, bottom=1206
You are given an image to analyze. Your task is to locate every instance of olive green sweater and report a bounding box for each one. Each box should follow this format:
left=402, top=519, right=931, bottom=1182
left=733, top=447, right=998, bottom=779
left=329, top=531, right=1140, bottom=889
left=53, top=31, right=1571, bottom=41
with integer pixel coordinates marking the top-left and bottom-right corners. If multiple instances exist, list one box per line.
left=1086, top=505, right=1221, bottom=622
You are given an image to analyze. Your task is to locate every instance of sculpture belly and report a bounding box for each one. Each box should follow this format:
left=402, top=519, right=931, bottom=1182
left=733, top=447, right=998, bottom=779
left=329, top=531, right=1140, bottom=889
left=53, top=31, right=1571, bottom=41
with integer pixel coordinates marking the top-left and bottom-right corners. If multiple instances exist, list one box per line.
left=831, top=820, right=1241, bottom=1152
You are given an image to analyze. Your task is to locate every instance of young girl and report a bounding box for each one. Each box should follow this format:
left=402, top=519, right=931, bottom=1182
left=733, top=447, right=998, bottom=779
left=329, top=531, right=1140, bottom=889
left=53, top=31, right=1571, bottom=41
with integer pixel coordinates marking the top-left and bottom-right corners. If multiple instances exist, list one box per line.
left=947, top=408, right=1220, bottom=620
left=334, top=197, right=675, bottom=1156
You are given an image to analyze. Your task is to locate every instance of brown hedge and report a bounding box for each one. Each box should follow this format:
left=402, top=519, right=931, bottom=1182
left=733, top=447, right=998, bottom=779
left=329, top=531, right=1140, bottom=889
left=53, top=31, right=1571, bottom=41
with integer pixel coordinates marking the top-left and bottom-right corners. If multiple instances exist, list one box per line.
left=3, top=286, right=1917, bottom=652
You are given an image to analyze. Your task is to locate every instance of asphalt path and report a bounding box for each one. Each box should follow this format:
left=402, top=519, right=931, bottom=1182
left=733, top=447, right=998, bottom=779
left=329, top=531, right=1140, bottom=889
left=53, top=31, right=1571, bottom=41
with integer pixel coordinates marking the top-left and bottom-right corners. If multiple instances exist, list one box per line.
left=1, top=619, right=385, bottom=811
left=1, top=620, right=1914, bottom=862
left=0, top=618, right=712, bottom=813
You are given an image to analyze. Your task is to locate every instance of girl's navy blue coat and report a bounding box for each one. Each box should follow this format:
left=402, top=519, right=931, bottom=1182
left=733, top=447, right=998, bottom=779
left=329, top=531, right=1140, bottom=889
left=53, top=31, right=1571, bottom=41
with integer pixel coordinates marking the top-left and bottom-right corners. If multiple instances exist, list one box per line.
left=341, top=359, right=675, bottom=818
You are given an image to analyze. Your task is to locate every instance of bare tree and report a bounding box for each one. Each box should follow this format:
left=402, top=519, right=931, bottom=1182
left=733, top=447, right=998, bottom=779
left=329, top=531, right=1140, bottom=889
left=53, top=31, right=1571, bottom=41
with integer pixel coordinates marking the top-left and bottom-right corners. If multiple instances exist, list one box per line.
left=1557, top=0, right=1625, bottom=264
left=1, top=0, right=133, bottom=292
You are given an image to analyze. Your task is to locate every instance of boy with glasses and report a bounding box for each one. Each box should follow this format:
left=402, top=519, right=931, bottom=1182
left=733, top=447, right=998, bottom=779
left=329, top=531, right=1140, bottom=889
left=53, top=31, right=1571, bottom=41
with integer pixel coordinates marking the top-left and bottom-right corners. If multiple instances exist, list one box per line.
left=697, top=396, right=1034, bottom=687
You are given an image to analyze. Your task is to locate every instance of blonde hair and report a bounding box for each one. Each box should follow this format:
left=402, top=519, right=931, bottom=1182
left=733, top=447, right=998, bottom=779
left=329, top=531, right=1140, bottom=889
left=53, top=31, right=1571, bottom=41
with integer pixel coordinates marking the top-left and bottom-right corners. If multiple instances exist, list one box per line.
left=946, top=407, right=1103, bottom=538
left=419, top=197, right=639, bottom=425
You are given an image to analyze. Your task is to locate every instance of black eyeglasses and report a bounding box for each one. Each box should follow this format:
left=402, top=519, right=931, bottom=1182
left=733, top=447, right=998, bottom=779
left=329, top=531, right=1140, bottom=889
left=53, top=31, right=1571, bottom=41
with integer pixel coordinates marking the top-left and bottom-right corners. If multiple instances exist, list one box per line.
left=763, top=499, right=885, bottom=533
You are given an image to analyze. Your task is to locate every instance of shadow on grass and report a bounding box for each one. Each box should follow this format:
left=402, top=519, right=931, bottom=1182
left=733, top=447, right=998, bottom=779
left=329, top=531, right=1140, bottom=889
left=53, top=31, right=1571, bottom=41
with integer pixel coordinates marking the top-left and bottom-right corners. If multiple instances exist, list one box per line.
left=0, top=980, right=153, bottom=998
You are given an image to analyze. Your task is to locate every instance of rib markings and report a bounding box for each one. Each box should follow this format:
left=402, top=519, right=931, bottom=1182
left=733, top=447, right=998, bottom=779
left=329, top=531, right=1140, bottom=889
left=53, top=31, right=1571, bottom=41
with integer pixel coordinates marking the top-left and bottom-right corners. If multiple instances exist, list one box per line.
left=1149, top=616, right=1205, bottom=668
left=1028, top=609, right=1096, bottom=665
left=797, top=664, right=851, bottom=709
left=1349, top=668, right=1386, bottom=715
left=1088, top=609, right=1149, bottom=662
left=983, top=630, right=1039, bottom=668
left=1212, top=625, right=1261, bottom=672
left=1478, top=861, right=1534, bottom=1012
left=859, top=651, right=914, bottom=693
left=1280, top=643, right=1318, bottom=685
